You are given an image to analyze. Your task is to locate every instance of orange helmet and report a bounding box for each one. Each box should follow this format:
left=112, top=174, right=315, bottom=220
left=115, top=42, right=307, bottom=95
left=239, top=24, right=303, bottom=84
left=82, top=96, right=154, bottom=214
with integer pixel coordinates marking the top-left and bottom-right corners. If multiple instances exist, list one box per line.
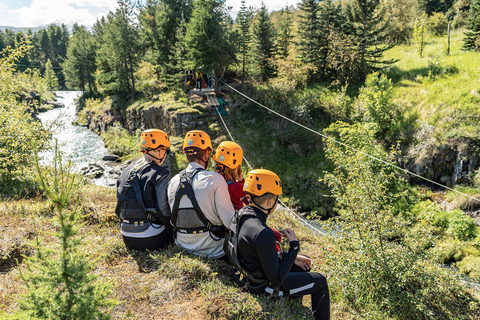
left=243, top=169, right=282, bottom=197
left=182, top=130, right=212, bottom=151
left=140, top=129, right=170, bottom=153
left=212, top=141, right=243, bottom=169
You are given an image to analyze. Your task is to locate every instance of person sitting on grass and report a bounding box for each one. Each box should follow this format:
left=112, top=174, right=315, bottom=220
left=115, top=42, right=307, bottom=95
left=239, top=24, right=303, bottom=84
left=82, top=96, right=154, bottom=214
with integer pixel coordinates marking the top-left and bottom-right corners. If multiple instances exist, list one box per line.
left=212, top=141, right=284, bottom=254
left=227, top=169, right=330, bottom=320
left=167, top=130, right=235, bottom=260
left=115, top=129, right=173, bottom=251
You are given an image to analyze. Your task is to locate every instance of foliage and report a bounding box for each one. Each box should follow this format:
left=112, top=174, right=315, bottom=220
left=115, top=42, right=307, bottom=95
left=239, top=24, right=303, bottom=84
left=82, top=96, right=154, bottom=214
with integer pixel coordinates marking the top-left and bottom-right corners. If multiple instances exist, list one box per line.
left=138, top=0, right=193, bottom=88
left=235, top=0, right=254, bottom=78
left=43, top=59, right=58, bottom=91
left=101, top=122, right=140, bottom=161
left=344, top=0, right=395, bottom=81
left=447, top=209, right=478, bottom=241
left=413, top=15, right=427, bottom=57
left=63, top=24, right=97, bottom=94
left=134, top=61, right=166, bottom=98
left=0, top=44, right=50, bottom=183
left=322, top=130, right=480, bottom=319
left=354, top=72, right=397, bottom=136
left=383, top=0, right=421, bottom=44
left=250, top=3, right=276, bottom=82
left=17, top=142, right=116, bottom=319
left=0, top=24, right=69, bottom=87
left=463, top=0, right=480, bottom=50
left=95, top=0, right=140, bottom=95
left=184, top=0, right=236, bottom=93
left=427, top=12, right=449, bottom=36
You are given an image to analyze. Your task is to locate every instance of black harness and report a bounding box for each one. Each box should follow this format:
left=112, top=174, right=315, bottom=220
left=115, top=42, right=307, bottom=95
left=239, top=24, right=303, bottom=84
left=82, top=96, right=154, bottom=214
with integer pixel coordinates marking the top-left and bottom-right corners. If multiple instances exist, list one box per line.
left=224, top=210, right=269, bottom=290
left=115, top=163, right=161, bottom=226
left=171, top=168, right=227, bottom=239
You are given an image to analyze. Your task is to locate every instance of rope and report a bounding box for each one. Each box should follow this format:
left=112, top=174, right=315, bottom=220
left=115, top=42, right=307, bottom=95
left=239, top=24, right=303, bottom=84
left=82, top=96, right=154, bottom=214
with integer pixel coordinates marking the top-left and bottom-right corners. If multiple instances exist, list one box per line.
left=224, top=83, right=480, bottom=204
left=213, top=103, right=328, bottom=236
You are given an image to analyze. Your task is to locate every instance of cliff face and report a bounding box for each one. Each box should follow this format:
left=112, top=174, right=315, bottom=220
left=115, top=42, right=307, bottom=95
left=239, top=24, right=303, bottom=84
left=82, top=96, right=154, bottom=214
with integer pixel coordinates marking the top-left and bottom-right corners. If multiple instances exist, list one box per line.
left=78, top=93, right=214, bottom=138
left=405, top=145, right=480, bottom=187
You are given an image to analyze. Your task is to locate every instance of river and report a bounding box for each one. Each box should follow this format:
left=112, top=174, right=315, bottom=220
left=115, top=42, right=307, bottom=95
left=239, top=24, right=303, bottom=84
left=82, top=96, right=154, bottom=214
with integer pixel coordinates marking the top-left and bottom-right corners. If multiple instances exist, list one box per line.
left=37, top=91, right=115, bottom=186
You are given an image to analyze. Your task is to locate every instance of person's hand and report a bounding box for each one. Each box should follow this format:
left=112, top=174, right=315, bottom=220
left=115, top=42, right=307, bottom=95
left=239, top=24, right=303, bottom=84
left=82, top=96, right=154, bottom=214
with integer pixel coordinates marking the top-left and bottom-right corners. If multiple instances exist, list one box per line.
left=294, top=254, right=312, bottom=271
left=282, top=228, right=298, bottom=242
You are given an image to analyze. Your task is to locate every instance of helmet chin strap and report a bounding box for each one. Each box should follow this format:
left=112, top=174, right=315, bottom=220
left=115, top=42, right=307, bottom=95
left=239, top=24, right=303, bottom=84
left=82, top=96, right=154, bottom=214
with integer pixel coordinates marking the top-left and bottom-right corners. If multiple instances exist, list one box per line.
left=252, top=196, right=278, bottom=215
left=146, top=148, right=168, bottom=164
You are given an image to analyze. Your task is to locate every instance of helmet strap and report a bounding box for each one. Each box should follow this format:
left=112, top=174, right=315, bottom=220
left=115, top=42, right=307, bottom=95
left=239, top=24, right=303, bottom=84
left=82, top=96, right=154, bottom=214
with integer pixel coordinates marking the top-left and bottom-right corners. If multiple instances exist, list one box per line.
left=216, top=164, right=225, bottom=174
left=146, top=147, right=169, bottom=164
left=252, top=196, right=278, bottom=215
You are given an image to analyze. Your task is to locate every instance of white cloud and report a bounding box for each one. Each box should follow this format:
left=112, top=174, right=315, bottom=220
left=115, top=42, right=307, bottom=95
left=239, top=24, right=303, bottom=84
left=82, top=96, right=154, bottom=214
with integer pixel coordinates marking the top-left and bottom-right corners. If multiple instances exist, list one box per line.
left=0, top=0, right=117, bottom=28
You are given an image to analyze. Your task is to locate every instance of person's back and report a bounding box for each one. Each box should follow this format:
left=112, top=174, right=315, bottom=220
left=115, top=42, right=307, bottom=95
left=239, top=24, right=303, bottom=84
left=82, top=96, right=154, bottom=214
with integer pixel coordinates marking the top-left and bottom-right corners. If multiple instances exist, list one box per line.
left=231, top=169, right=330, bottom=320
left=116, top=129, right=173, bottom=251
left=167, top=130, right=234, bottom=259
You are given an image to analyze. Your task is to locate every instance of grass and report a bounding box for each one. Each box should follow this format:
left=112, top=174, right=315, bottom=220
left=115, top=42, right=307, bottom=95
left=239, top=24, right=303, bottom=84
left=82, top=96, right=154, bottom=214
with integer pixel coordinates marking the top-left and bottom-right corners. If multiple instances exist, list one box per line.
left=0, top=184, right=351, bottom=320
left=384, top=28, right=480, bottom=144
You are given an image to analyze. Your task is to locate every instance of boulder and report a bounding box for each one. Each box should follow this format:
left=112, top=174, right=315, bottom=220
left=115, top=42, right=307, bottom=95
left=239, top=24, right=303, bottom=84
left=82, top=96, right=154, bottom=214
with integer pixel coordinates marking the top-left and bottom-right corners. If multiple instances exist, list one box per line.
left=45, top=100, right=65, bottom=108
left=80, top=163, right=104, bottom=179
left=102, top=154, right=120, bottom=162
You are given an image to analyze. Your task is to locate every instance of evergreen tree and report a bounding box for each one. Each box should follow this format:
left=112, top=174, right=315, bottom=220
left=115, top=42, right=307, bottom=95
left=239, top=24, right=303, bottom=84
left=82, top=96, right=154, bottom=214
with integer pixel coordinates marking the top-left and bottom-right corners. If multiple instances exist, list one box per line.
left=18, top=142, right=116, bottom=319
left=318, top=0, right=345, bottom=80
left=184, top=0, right=236, bottom=94
left=276, top=5, right=293, bottom=59
left=250, top=2, right=276, bottom=81
left=139, top=0, right=193, bottom=87
left=236, top=0, right=254, bottom=79
left=96, top=0, right=140, bottom=95
left=44, top=59, right=58, bottom=90
left=463, top=0, right=480, bottom=50
left=297, top=0, right=322, bottom=81
left=63, top=24, right=97, bottom=94
left=346, top=0, right=394, bottom=82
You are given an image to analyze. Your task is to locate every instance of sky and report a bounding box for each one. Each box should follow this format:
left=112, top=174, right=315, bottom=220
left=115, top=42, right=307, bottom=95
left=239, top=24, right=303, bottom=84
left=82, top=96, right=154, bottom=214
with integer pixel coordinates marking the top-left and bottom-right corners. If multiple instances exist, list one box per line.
left=0, top=0, right=300, bottom=28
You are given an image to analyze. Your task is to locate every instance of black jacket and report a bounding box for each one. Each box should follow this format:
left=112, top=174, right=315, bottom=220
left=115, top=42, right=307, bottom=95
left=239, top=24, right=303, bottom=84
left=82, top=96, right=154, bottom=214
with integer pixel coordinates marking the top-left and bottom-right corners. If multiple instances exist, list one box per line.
left=116, top=159, right=172, bottom=233
left=237, top=205, right=299, bottom=287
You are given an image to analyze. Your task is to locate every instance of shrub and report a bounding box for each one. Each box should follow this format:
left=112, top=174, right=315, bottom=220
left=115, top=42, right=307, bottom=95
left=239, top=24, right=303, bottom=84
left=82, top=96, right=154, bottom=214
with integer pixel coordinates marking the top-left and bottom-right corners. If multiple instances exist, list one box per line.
left=101, top=122, right=140, bottom=160
left=134, top=61, right=166, bottom=98
left=17, top=142, right=116, bottom=319
left=447, top=210, right=477, bottom=241
left=355, top=72, right=397, bottom=136
left=427, top=12, right=449, bottom=37
left=322, top=133, right=480, bottom=318
left=0, top=42, right=50, bottom=186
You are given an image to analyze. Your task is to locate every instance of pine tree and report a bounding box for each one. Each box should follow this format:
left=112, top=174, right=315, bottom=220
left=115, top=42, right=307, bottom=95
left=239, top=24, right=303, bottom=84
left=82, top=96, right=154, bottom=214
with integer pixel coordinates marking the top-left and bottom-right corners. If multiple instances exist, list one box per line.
left=297, top=0, right=322, bottom=81
left=96, top=0, right=140, bottom=95
left=18, top=141, right=116, bottom=319
left=463, top=0, right=480, bottom=50
left=63, top=24, right=97, bottom=94
left=44, top=59, right=58, bottom=91
left=250, top=2, right=276, bottom=81
left=318, top=0, right=345, bottom=80
left=184, top=0, right=236, bottom=94
left=139, top=0, right=193, bottom=87
left=346, top=0, right=395, bottom=82
left=276, top=5, right=293, bottom=60
left=236, top=0, right=254, bottom=79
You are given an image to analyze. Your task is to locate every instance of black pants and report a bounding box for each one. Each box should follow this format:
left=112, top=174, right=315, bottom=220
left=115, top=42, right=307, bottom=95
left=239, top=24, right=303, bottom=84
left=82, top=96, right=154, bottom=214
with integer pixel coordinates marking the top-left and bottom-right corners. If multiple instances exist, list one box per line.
left=280, top=271, right=330, bottom=320
left=122, top=231, right=172, bottom=251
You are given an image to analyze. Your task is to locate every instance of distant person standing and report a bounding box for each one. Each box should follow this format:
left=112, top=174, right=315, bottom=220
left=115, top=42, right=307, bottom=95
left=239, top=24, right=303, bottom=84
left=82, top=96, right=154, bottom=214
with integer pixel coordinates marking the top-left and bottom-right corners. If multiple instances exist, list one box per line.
left=115, top=129, right=173, bottom=251
left=195, top=70, right=203, bottom=91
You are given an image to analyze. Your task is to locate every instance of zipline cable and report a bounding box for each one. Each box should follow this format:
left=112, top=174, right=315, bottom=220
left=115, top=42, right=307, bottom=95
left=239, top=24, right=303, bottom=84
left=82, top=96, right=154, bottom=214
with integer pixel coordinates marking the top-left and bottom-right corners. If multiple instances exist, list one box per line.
left=213, top=103, right=328, bottom=236
left=224, top=83, right=480, bottom=204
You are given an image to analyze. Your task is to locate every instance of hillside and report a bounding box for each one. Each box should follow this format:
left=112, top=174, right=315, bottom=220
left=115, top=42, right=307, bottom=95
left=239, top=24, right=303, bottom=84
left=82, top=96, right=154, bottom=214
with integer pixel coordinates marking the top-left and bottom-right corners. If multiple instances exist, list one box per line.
left=0, top=184, right=349, bottom=320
